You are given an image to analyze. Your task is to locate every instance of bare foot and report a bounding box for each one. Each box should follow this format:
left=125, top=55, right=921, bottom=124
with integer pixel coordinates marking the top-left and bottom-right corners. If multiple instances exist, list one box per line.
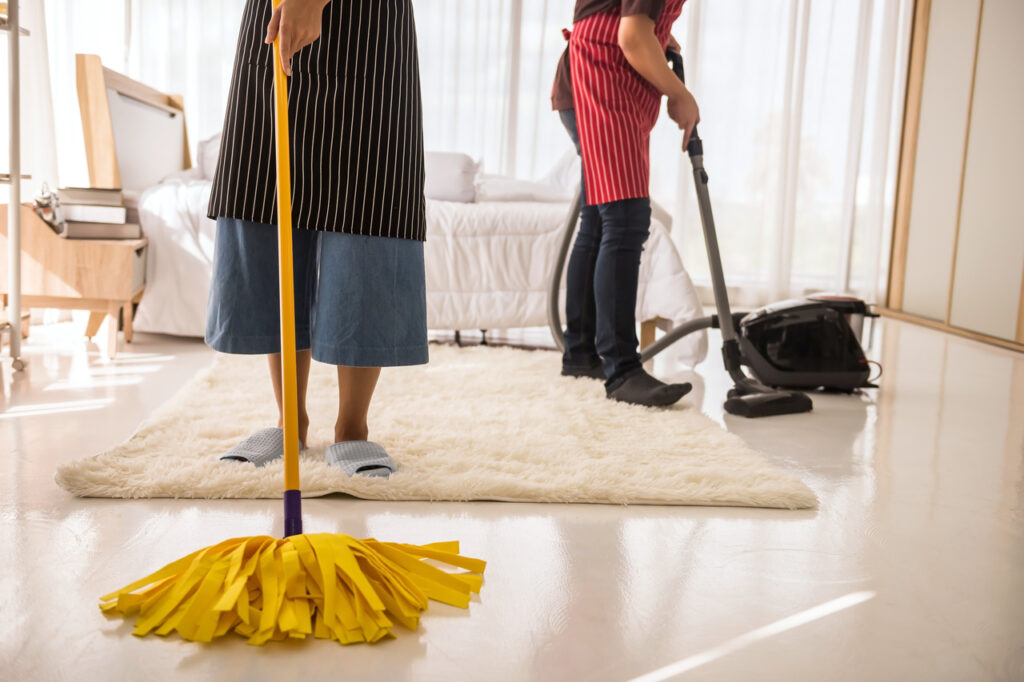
left=335, top=420, right=369, bottom=443
left=278, top=413, right=310, bottom=448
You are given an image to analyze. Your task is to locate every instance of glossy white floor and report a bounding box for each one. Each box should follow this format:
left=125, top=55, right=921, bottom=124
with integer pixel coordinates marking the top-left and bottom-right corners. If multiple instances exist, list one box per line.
left=1, top=318, right=1021, bottom=681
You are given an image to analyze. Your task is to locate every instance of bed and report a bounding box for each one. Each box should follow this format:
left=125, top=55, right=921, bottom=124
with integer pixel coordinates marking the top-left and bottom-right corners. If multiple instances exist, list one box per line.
left=133, top=141, right=708, bottom=367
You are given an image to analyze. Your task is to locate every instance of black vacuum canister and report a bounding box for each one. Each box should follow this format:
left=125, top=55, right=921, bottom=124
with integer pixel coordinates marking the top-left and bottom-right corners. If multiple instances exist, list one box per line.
left=737, top=297, right=874, bottom=392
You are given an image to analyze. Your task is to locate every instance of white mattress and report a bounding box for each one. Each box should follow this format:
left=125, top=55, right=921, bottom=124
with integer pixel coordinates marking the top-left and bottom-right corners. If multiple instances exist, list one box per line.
left=134, top=177, right=708, bottom=367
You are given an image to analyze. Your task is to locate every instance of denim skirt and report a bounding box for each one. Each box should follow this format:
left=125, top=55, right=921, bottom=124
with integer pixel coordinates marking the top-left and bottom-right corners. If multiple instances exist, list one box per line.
left=205, top=218, right=428, bottom=367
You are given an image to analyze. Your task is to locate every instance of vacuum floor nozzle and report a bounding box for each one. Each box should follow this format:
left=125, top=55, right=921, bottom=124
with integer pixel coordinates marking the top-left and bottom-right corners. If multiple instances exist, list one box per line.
left=724, top=390, right=813, bottom=418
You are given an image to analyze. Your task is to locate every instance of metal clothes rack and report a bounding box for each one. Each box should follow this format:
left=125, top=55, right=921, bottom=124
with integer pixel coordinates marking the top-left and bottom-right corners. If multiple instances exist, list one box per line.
left=1, top=1, right=27, bottom=371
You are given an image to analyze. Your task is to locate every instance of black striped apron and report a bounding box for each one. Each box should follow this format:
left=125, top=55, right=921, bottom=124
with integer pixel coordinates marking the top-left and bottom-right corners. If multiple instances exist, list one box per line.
left=207, top=0, right=426, bottom=241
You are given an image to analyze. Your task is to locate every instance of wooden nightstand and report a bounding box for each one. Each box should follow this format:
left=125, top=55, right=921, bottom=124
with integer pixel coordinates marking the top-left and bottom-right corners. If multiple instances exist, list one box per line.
left=0, top=203, right=146, bottom=358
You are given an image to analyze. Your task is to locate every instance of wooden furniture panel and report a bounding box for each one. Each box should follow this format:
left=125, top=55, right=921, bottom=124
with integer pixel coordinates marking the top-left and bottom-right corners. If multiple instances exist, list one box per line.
left=1018, top=272, right=1024, bottom=344
left=887, top=0, right=930, bottom=312
left=75, top=54, right=121, bottom=189
left=0, top=205, right=145, bottom=300
left=899, top=0, right=980, bottom=322
left=885, top=0, right=1023, bottom=352
left=0, top=205, right=146, bottom=357
left=76, top=53, right=191, bottom=191
left=948, top=0, right=1024, bottom=341
left=2, top=55, right=192, bottom=358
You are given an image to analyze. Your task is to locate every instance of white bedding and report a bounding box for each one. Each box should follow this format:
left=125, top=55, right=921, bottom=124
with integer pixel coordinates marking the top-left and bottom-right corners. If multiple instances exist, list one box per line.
left=135, top=176, right=707, bottom=367
left=131, top=170, right=217, bottom=338
left=425, top=199, right=707, bottom=366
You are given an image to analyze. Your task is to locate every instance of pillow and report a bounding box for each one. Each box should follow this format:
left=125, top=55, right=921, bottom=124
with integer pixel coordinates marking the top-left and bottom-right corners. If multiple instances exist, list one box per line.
left=474, top=174, right=573, bottom=203
left=424, top=151, right=479, bottom=202
left=538, top=148, right=581, bottom=197
left=197, top=133, right=222, bottom=181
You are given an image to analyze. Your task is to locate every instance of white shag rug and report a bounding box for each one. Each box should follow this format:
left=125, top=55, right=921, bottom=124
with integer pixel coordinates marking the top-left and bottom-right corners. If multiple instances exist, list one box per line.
left=55, top=345, right=817, bottom=509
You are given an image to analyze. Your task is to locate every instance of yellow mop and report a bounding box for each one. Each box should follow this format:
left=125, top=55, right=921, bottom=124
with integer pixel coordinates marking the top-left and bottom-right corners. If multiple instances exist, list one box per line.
left=99, top=1, right=485, bottom=645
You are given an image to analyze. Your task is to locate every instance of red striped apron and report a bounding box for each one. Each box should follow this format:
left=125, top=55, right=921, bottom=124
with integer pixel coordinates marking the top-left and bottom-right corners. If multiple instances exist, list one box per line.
left=569, top=0, right=686, bottom=205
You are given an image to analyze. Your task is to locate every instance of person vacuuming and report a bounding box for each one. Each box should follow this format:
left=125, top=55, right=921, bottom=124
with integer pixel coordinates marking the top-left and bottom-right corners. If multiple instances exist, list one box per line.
left=205, top=0, right=428, bottom=474
left=553, top=0, right=697, bottom=407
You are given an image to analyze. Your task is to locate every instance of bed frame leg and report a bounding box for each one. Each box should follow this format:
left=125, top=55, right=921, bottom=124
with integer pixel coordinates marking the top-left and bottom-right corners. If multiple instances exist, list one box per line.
left=640, top=319, right=657, bottom=351
left=640, top=319, right=657, bottom=371
left=122, top=301, right=134, bottom=343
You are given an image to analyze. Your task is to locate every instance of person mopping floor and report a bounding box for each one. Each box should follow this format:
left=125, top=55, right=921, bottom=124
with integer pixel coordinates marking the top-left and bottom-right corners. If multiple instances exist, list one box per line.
left=206, top=0, right=428, bottom=473
left=552, top=0, right=699, bottom=407
left=98, top=0, right=486, bottom=646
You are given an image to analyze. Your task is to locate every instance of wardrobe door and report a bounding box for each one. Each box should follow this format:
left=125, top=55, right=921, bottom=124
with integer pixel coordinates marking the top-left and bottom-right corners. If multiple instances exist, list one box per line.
left=948, top=0, right=1024, bottom=341
left=899, top=0, right=981, bottom=322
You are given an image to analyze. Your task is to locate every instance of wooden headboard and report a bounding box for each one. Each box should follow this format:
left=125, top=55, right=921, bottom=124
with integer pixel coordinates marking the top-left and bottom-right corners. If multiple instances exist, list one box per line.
left=75, top=54, right=192, bottom=192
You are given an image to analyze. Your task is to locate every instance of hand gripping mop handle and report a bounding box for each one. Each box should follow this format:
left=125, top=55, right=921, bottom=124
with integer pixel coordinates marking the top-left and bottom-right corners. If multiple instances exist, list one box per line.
left=271, top=0, right=303, bottom=537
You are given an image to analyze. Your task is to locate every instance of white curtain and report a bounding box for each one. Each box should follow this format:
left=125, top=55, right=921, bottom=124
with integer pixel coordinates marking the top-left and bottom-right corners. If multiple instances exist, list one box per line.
left=28, top=0, right=911, bottom=306
left=417, top=0, right=569, bottom=181
left=415, top=0, right=913, bottom=306
left=660, top=0, right=913, bottom=305
left=41, top=0, right=244, bottom=188
left=124, top=0, right=247, bottom=148
left=43, top=0, right=130, bottom=188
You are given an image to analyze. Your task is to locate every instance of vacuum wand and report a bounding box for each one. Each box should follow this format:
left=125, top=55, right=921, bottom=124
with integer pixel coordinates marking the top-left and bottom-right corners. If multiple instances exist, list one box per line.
left=668, top=51, right=812, bottom=416
left=669, top=52, right=743, bottom=382
left=686, top=147, right=747, bottom=385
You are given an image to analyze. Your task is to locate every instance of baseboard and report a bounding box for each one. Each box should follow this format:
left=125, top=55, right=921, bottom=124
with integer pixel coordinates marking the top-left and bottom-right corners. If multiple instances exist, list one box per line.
left=877, top=308, right=1024, bottom=353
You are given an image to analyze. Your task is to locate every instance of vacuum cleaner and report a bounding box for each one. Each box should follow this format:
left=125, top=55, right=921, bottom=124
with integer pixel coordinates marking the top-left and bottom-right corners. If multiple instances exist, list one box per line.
left=547, top=51, right=878, bottom=418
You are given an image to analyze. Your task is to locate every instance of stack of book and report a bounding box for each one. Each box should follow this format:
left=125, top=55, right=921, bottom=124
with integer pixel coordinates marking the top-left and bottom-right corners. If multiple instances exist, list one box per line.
left=56, top=187, right=142, bottom=239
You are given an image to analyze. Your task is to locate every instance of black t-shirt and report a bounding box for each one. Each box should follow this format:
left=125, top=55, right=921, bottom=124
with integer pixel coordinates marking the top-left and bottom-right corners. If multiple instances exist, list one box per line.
left=575, top=0, right=666, bottom=23
left=552, top=0, right=669, bottom=111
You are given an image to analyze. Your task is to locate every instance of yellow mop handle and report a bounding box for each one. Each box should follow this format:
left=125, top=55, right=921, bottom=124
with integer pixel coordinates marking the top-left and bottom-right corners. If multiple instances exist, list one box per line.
left=271, top=1, right=302, bottom=531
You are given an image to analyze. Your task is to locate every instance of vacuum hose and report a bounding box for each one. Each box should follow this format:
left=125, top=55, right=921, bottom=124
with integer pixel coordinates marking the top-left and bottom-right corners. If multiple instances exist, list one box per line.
left=547, top=185, right=581, bottom=353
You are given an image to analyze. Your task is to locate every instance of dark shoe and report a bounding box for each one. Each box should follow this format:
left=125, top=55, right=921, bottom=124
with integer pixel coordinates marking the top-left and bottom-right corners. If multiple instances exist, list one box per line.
left=562, top=363, right=606, bottom=380
left=607, top=370, right=691, bottom=407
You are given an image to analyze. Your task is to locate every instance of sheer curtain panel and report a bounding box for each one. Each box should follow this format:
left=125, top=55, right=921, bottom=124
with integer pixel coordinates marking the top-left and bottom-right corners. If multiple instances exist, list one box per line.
left=43, top=0, right=244, bottom=187
left=32, top=0, right=912, bottom=306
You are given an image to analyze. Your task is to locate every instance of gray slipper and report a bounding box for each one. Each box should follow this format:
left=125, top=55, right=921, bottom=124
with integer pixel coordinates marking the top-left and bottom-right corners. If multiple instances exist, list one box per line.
left=220, top=427, right=304, bottom=467
left=325, top=441, right=396, bottom=478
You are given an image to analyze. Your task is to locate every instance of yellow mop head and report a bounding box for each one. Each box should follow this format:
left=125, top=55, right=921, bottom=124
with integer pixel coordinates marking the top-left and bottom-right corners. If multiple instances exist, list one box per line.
left=100, top=534, right=485, bottom=645
left=100, top=2, right=485, bottom=645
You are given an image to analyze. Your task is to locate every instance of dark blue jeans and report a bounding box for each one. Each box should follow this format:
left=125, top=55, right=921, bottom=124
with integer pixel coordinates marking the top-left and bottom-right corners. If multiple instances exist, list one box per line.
left=559, top=109, right=651, bottom=390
